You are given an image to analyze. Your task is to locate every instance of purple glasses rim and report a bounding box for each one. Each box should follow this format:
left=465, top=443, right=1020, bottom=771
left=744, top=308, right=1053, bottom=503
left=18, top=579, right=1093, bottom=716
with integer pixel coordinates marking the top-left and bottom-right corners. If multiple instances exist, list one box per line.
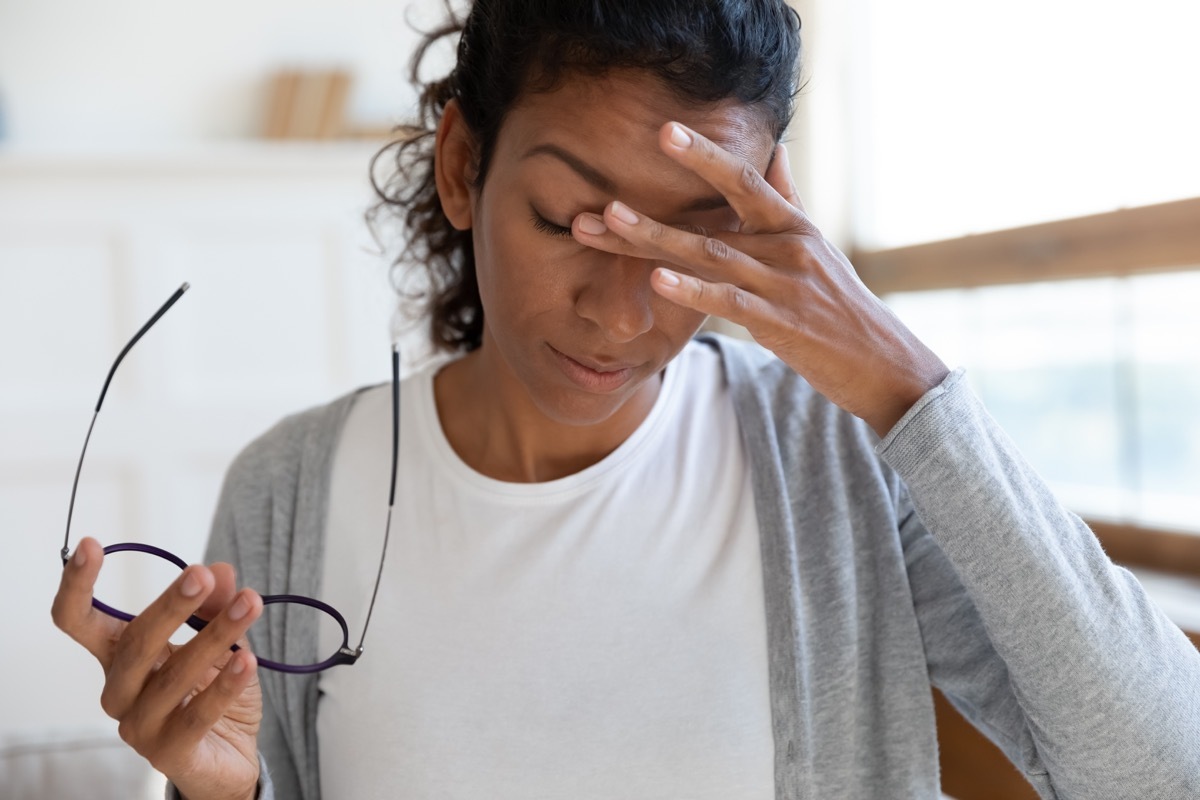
left=91, top=542, right=358, bottom=674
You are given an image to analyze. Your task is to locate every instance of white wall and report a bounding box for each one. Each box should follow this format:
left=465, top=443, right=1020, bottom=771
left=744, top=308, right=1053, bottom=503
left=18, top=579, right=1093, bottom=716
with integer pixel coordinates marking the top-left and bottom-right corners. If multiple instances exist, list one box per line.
left=0, top=1, right=836, bottom=230
left=0, top=145, right=422, bottom=743
left=0, top=0, right=834, bottom=761
left=0, top=0, right=458, bottom=147
left=0, top=0, right=463, bottom=752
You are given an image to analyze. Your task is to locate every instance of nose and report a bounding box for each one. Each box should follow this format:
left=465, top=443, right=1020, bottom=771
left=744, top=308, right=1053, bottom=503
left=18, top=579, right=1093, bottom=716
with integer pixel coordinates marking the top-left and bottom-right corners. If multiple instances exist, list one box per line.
left=573, top=253, right=656, bottom=344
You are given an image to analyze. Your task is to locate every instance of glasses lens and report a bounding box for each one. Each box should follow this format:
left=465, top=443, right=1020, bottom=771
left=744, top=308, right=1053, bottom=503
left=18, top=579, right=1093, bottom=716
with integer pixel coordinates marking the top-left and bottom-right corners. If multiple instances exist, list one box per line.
left=255, top=598, right=353, bottom=671
left=93, top=547, right=199, bottom=645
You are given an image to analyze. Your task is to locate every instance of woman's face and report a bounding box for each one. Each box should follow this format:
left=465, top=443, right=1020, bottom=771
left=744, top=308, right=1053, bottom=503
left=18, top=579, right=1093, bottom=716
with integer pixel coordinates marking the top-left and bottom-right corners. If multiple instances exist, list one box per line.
left=442, top=70, right=777, bottom=427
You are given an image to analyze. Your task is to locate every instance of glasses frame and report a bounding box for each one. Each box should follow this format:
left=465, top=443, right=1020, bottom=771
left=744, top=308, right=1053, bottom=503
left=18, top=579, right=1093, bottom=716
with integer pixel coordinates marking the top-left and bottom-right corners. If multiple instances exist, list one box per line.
left=61, top=283, right=399, bottom=674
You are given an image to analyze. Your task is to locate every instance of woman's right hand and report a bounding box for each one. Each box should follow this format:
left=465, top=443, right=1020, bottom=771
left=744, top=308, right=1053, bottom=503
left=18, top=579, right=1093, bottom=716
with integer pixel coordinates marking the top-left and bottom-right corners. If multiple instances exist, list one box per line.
left=52, top=536, right=264, bottom=800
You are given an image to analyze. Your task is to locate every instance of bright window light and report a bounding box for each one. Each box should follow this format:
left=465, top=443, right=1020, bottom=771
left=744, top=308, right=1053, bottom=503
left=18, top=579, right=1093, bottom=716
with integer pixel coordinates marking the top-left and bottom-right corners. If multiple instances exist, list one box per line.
left=853, top=0, right=1200, bottom=248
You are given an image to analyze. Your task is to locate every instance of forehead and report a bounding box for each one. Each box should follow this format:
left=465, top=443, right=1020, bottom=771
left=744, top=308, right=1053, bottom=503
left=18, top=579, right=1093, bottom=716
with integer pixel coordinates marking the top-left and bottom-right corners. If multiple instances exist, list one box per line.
left=493, top=71, right=776, bottom=206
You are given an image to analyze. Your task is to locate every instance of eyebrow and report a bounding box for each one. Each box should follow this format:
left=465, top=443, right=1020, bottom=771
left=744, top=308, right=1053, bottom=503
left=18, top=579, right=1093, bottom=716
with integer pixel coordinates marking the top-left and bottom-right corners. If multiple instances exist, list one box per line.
left=522, top=143, right=731, bottom=214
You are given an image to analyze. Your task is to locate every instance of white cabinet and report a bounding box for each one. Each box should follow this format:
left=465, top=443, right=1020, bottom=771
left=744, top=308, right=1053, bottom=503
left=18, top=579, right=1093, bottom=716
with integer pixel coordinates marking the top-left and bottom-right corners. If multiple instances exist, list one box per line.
left=0, top=143, right=426, bottom=736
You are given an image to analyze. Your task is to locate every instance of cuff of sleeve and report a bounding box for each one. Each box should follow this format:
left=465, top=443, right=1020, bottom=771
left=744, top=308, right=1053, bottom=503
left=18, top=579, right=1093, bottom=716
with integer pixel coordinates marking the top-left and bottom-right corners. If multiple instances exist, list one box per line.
left=164, top=753, right=270, bottom=800
left=874, top=366, right=972, bottom=469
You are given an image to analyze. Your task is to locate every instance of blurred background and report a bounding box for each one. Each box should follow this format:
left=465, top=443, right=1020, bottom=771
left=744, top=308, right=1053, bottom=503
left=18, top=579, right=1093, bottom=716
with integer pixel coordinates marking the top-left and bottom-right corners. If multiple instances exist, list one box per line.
left=0, top=0, right=1197, bottom=798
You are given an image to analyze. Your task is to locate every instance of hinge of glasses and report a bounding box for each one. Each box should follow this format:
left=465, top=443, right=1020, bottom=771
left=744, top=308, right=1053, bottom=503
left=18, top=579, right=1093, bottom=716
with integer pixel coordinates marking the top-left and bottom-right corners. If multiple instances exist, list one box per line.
left=340, top=646, right=364, bottom=659
left=60, top=546, right=71, bottom=564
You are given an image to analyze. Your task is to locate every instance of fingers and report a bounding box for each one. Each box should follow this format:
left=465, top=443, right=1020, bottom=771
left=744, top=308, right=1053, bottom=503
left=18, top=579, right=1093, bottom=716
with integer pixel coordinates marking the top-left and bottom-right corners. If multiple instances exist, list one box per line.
left=196, top=562, right=238, bottom=622
left=574, top=204, right=774, bottom=291
left=100, top=565, right=218, bottom=718
left=658, top=122, right=803, bottom=234
left=52, top=537, right=125, bottom=663
left=162, top=647, right=260, bottom=757
left=651, top=267, right=776, bottom=330
left=120, top=588, right=263, bottom=734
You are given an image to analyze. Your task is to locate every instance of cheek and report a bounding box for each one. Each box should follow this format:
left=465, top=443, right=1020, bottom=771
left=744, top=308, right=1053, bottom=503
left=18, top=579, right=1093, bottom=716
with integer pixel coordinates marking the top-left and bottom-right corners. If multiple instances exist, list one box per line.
left=656, top=301, right=708, bottom=342
left=475, top=212, right=576, bottom=319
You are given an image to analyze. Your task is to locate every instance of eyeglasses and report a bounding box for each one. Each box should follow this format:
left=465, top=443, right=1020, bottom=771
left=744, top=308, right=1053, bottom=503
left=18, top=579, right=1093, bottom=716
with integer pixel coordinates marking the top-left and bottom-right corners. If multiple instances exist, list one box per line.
left=61, top=283, right=399, bottom=673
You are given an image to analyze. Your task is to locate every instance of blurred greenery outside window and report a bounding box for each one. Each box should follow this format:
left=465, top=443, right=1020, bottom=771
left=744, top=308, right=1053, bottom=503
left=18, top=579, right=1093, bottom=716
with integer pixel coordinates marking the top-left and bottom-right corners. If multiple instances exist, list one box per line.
left=849, top=0, right=1200, bottom=534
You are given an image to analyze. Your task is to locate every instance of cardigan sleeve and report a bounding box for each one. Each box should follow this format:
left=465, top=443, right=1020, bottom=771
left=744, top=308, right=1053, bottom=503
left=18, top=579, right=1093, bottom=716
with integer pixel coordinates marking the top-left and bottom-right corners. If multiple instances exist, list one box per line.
left=879, top=369, right=1200, bottom=799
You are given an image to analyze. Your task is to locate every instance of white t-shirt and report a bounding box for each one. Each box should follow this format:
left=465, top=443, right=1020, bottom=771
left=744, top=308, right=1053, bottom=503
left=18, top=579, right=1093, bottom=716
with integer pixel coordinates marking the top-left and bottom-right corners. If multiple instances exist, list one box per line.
left=317, top=340, right=773, bottom=799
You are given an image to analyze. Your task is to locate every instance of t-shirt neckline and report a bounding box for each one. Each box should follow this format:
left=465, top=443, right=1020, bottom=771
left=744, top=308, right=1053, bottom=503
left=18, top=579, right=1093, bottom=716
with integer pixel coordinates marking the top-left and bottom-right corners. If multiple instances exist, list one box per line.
left=413, top=345, right=688, bottom=502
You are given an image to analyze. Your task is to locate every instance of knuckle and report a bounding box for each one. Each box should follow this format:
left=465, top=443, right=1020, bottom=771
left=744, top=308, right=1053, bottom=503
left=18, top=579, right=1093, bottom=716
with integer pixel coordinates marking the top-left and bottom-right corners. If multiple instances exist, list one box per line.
left=646, top=219, right=669, bottom=245
left=100, top=686, right=122, bottom=720
left=738, top=162, right=760, bottom=196
left=797, top=217, right=820, bottom=238
left=116, top=716, right=142, bottom=751
left=50, top=599, right=69, bottom=630
left=726, top=284, right=751, bottom=314
left=702, top=236, right=729, bottom=263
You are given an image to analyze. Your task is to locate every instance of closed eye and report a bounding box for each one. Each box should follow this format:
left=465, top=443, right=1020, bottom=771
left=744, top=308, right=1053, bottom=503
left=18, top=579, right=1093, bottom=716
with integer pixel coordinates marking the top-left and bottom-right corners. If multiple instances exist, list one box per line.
left=530, top=210, right=575, bottom=239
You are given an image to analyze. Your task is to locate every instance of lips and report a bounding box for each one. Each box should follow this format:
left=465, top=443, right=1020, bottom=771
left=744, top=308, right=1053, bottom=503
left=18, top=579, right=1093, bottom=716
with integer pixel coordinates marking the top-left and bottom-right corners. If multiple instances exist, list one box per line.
left=549, top=345, right=639, bottom=392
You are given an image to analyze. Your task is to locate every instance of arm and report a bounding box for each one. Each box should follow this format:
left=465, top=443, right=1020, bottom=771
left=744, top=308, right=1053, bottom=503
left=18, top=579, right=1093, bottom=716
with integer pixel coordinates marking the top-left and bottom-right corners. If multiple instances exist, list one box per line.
left=573, top=120, right=1200, bottom=796
left=886, top=370, right=1200, bottom=798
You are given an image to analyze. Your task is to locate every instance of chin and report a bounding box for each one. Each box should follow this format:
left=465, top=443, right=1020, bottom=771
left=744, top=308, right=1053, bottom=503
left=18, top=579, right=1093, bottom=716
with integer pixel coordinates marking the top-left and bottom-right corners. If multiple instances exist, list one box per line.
left=528, top=378, right=644, bottom=428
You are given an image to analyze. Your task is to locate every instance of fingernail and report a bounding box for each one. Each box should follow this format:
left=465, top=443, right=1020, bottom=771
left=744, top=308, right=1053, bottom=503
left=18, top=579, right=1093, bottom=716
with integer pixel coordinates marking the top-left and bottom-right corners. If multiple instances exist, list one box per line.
left=610, top=202, right=639, bottom=226
left=578, top=214, right=607, bottom=235
left=228, top=594, right=250, bottom=621
left=657, top=269, right=682, bottom=287
left=231, top=656, right=246, bottom=675
left=669, top=123, right=692, bottom=149
left=73, top=547, right=87, bottom=567
left=181, top=571, right=203, bottom=597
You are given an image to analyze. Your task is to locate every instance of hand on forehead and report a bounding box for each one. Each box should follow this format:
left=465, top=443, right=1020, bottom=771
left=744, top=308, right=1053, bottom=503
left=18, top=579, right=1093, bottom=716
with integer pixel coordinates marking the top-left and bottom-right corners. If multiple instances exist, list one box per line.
left=501, top=71, right=778, bottom=224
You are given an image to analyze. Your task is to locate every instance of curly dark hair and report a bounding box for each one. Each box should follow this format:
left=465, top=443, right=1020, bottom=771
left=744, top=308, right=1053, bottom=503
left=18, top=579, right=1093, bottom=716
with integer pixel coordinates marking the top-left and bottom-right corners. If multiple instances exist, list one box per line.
left=369, top=0, right=803, bottom=354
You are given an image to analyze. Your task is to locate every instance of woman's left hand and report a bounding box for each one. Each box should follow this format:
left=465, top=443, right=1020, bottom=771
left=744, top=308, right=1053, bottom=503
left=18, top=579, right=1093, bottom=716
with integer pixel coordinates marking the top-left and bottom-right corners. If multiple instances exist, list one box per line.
left=572, top=121, right=949, bottom=439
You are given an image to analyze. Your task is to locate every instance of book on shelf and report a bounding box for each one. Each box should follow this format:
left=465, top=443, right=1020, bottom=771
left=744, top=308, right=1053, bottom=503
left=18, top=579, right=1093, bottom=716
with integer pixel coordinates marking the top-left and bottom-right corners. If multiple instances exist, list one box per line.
left=263, top=69, right=353, bottom=140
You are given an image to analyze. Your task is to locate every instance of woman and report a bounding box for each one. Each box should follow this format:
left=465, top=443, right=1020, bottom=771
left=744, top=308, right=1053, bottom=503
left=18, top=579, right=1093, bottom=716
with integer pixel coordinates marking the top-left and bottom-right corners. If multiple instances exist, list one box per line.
left=52, top=1, right=1200, bottom=798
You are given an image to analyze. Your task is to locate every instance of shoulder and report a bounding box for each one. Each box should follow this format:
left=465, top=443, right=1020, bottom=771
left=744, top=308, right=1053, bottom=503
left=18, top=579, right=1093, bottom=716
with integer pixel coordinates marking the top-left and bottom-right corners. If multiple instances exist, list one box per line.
left=221, top=387, right=367, bottom=502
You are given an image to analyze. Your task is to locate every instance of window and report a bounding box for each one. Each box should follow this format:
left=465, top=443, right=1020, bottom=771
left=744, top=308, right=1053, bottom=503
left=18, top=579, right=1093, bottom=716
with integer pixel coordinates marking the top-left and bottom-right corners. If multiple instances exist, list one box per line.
left=843, top=0, right=1200, bottom=537
left=851, top=0, right=1200, bottom=249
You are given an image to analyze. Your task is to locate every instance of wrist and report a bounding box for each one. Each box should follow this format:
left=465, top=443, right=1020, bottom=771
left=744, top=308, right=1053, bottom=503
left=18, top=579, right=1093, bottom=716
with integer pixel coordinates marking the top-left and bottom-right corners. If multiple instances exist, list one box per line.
left=864, top=355, right=949, bottom=439
left=175, top=773, right=259, bottom=800
left=178, top=787, right=258, bottom=800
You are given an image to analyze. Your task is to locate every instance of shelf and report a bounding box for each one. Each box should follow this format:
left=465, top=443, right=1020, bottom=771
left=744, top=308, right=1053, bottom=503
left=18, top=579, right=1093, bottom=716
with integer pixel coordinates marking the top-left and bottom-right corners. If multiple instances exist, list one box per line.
left=0, top=139, right=392, bottom=179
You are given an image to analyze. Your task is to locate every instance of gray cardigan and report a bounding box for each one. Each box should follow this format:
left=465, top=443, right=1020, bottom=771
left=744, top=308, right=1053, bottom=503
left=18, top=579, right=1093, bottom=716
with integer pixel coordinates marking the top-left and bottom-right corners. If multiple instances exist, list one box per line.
left=190, top=334, right=1200, bottom=799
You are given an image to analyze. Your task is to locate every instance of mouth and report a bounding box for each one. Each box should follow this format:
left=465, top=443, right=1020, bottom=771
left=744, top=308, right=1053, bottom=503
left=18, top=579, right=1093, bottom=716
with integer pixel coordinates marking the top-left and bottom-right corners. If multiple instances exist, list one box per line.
left=548, top=344, right=638, bottom=393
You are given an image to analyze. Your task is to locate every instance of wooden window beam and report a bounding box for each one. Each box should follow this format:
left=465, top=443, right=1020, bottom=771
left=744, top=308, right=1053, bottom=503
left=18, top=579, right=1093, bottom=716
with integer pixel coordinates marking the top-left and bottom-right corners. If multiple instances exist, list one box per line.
left=851, top=196, right=1200, bottom=295
left=1086, top=519, right=1200, bottom=579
